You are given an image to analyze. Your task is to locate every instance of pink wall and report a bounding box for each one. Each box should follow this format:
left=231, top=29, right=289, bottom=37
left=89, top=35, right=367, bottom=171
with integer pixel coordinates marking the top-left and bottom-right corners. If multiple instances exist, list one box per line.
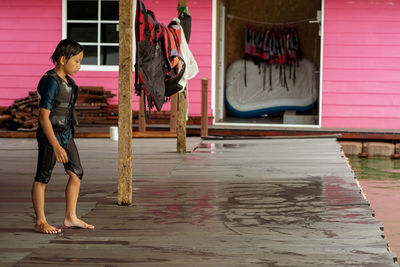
left=322, top=0, right=400, bottom=129
left=3, top=0, right=400, bottom=129
left=0, top=0, right=62, bottom=106
left=0, top=0, right=212, bottom=116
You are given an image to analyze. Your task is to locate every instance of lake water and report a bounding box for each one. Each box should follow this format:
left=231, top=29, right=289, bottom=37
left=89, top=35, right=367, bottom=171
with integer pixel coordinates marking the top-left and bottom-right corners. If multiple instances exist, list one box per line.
left=348, top=156, right=400, bottom=262
left=348, top=157, right=400, bottom=180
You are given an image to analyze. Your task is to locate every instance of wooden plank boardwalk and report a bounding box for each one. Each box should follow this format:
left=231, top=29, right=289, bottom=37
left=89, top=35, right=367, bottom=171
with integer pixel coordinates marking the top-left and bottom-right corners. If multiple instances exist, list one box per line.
left=0, top=137, right=397, bottom=266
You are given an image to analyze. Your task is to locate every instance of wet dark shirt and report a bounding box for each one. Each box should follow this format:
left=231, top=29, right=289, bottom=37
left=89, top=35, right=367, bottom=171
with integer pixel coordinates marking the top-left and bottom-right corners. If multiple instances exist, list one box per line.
left=36, top=76, right=74, bottom=146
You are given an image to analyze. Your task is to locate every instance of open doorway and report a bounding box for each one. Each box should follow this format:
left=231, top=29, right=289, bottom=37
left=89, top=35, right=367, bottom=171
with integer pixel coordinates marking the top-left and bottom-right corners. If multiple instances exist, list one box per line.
left=213, top=0, right=323, bottom=127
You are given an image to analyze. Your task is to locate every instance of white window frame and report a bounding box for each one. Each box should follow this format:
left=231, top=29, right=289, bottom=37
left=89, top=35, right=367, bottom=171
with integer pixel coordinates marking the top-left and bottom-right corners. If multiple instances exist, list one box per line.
left=62, top=0, right=129, bottom=71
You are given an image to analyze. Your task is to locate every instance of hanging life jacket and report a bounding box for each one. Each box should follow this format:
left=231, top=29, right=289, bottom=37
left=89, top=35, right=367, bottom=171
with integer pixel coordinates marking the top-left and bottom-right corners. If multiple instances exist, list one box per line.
left=244, top=27, right=256, bottom=60
left=160, top=21, right=186, bottom=97
left=135, top=0, right=186, bottom=112
left=243, top=27, right=302, bottom=92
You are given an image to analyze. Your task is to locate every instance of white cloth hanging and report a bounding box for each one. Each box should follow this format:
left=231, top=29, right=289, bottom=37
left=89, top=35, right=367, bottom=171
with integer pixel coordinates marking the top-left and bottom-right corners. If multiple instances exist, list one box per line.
left=171, top=18, right=199, bottom=90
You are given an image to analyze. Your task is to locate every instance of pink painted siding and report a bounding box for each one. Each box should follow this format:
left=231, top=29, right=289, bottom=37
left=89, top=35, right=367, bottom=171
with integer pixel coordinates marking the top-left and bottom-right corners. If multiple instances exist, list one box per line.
left=322, top=0, right=400, bottom=129
left=0, top=1, right=62, bottom=107
left=0, top=0, right=212, bottom=116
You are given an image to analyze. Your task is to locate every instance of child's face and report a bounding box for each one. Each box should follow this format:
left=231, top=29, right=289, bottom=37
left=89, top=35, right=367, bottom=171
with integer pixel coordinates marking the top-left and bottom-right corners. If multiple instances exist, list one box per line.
left=62, top=51, right=83, bottom=76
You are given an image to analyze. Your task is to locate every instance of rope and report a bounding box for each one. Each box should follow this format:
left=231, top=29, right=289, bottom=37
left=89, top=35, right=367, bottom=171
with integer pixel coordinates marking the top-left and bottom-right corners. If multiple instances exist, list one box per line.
left=227, top=14, right=315, bottom=26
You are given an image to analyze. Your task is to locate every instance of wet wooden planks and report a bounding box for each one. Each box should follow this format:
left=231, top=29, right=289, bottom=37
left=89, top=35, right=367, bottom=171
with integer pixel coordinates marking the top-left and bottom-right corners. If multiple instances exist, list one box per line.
left=0, top=137, right=397, bottom=266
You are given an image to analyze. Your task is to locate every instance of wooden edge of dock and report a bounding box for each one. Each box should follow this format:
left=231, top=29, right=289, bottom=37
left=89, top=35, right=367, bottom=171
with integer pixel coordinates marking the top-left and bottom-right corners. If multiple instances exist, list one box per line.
left=0, top=131, right=177, bottom=139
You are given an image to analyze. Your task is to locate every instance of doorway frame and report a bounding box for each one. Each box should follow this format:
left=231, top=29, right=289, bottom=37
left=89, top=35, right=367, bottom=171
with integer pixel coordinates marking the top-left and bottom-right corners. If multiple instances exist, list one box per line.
left=211, top=0, right=325, bottom=128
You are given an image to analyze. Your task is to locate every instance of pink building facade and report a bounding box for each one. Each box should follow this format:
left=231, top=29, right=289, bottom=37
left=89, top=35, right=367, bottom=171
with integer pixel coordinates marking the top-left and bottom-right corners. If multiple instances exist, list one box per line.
left=322, top=0, right=400, bottom=129
left=1, top=0, right=400, bottom=130
left=0, top=0, right=212, bottom=116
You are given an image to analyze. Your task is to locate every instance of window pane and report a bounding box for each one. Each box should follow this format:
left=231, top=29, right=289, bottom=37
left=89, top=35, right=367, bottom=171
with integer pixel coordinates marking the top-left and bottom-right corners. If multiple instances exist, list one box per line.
left=101, top=23, right=119, bottom=43
left=67, top=23, right=98, bottom=43
left=101, top=0, right=119, bottom=20
left=67, top=0, right=98, bottom=20
left=101, top=46, right=118, bottom=65
left=82, top=46, right=97, bottom=65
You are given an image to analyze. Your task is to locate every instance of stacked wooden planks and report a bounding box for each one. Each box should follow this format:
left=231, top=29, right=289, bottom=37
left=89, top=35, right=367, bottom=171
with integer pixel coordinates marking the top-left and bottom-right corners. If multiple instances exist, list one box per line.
left=0, top=91, right=39, bottom=130
left=0, top=86, right=117, bottom=130
left=75, top=86, right=117, bottom=125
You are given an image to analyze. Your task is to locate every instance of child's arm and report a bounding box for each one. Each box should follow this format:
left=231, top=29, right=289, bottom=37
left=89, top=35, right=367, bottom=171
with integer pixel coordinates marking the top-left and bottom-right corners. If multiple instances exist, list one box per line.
left=39, top=108, right=68, bottom=163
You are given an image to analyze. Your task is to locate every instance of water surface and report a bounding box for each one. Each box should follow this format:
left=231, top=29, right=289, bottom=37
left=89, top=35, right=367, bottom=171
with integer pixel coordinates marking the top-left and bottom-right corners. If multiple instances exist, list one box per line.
left=348, top=157, right=400, bottom=180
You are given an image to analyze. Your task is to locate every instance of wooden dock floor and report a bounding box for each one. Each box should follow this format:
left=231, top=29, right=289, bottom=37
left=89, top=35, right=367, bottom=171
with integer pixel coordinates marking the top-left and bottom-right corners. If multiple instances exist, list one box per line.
left=0, top=137, right=397, bottom=266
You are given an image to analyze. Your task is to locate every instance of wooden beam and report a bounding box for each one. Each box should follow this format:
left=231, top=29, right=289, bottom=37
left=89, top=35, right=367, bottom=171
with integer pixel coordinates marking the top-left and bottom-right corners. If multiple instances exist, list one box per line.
left=76, top=131, right=177, bottom=138
left=5, top=128, right=400, bottom=141
left=201, top=78, right=209, bottom=137
left=178, top=0, right=187, bottom=6
left=176, top=90, right=187, bottom=153
left=139, top=90, right=146, bottom=132
left=172, top=0, right=183, bottom=134
left=169, top=94, right=178, bottom=132
left=133, top=131, right=177, bottom=138
left=118, top=0, right=133, bottom=206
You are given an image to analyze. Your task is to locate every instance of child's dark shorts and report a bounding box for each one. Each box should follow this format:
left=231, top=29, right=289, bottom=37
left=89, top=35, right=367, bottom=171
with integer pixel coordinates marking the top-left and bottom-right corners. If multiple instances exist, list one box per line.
left=34, top=138, right=83, bottom=184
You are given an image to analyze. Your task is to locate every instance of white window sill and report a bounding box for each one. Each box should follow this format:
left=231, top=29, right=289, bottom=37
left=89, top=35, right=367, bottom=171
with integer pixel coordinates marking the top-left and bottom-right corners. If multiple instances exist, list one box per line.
left=80, top=65, right=119, bottom=72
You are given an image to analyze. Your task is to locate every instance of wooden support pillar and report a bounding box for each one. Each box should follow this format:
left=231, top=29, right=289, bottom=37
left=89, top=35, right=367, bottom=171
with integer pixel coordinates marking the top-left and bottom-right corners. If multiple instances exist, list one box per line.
left=176, top=90, right=186, bottom=153
left=118, top=0, right=133, bottom=206
left=201, top=78, right=209, bottom=137
left=169, top=94, right=178, bottom=132
left=139, top=90, right=146, bottom=132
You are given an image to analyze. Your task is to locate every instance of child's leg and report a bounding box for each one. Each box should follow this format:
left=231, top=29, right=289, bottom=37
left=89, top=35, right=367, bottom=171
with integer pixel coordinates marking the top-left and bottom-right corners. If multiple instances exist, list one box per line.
left=63, top=171, right=94, bottom=229
left=32, top=181, right=61, bottom=234
left=32, top=139, right=60, bottom=234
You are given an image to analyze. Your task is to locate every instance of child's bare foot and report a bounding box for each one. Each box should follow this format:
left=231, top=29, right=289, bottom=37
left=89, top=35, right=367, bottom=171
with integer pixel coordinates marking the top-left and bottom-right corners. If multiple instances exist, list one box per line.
left=64, top=217, right=94, bottom=229
left=34, top=222, right=61, bottom=234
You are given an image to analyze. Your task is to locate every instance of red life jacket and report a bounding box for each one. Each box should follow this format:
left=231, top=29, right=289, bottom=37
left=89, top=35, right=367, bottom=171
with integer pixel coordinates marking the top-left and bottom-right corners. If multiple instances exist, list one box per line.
left=135, top=0, right=185, bottom=112
left=135, top=0, right=163, bottom=43
left=259, top=30, right=270, bottom=62
left=243, top=27, right=301, bottom=91
left=160, top=23, right=182, bottom=70
left=244, top=28, right=257, bottom=60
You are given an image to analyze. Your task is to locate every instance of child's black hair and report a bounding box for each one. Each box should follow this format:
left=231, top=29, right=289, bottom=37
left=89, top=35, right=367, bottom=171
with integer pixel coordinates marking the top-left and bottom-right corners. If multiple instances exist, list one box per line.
left=51, top=39, right=84, bottom=65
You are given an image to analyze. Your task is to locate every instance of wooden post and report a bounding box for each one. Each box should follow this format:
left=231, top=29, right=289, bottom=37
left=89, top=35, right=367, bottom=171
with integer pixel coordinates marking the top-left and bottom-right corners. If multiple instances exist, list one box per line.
left=173, top=0, right=185, bottom=135
left=118, top=0, right=133, bottom=206
left=201, top=78, right=209, bottom=137
left=176, top=90, right=186, bottom=153
left=169, top=94, right=178, bottom=132
left=139, top=90, right=146, bottom=132
left=178, top=0, right=187, bottom=7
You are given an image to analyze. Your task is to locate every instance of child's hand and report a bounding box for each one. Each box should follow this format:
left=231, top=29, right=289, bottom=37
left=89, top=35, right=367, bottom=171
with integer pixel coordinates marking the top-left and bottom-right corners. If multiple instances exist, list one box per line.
left=54, top=145, right=68, bottom=163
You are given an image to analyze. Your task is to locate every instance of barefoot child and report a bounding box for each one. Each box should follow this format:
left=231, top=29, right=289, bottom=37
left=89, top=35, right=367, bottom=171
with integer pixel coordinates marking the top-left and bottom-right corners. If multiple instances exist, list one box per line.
left=32, top=39, right=94, bottom=234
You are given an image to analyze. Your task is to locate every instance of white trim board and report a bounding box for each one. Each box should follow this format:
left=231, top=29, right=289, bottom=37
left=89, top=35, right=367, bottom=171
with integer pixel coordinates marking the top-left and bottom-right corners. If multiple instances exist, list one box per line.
left=213, top=122, right=322, bottom=129
left=211, top=0, right=217, bottom=121
left=318, top=0, right=324, bottom=127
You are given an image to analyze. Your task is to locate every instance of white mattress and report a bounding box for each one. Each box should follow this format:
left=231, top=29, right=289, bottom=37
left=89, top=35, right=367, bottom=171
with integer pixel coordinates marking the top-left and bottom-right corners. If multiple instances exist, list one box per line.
left=225, top=58, right=318, bottom=117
